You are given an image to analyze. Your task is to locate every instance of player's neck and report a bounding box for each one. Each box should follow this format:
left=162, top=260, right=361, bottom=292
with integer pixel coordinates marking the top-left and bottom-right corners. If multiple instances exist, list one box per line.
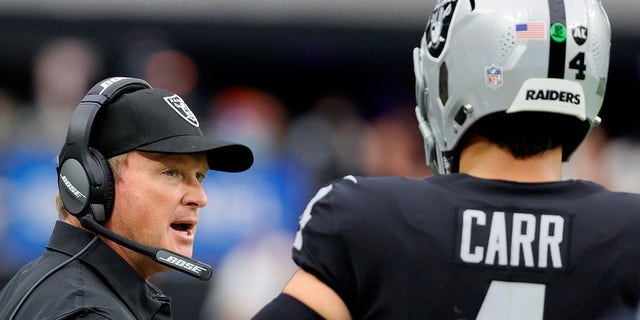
left=458, top=137, right=562, bottom=183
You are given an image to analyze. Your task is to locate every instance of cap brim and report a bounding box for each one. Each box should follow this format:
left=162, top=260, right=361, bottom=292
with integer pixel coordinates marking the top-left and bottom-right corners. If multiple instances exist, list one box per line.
left=136, top=136, right=254, bottom=172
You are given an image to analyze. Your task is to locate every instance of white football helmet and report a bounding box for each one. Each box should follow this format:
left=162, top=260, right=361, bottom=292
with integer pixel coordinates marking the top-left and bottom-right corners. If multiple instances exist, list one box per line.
left=414, top=0, right=611, bottom=174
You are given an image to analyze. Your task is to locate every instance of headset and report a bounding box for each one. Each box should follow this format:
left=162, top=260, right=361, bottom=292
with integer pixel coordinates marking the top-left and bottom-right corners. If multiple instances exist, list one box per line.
left=57, top=76, right=151, bottom=224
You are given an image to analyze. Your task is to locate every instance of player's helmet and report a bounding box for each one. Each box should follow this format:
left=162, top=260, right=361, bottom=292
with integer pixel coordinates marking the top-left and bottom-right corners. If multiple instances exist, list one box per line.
left=413, top=0, right=611, bottom=174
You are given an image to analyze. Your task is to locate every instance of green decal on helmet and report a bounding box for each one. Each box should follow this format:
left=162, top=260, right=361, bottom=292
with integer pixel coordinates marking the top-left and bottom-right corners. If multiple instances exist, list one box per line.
left=550, top=23, right=567, bottom=43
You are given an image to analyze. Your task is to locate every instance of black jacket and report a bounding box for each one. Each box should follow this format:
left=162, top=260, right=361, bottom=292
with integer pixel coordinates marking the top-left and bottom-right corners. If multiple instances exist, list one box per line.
left=0, top=221, right=171, bottom=319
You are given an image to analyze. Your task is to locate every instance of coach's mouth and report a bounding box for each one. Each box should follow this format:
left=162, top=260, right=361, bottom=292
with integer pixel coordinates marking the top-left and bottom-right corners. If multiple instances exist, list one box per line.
left=170, top=221, right=196, bottom=237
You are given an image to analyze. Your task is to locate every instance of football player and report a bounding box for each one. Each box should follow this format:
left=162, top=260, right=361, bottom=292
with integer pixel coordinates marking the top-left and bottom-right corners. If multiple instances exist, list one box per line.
left=254, top=0, right=640, bottom=319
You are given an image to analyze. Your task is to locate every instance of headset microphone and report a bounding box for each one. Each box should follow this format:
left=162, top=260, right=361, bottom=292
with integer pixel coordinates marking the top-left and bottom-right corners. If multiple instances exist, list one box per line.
left=80, top=215, right=212, bottom=280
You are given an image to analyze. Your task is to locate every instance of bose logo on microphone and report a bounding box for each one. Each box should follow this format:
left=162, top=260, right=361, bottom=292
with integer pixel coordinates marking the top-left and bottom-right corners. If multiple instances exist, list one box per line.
left=60, top=174, right=87, bottom=199
left=157, top=254, right=206, bottom=274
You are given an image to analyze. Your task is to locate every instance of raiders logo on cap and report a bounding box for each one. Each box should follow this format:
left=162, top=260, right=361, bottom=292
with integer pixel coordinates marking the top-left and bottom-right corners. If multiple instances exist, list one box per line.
left=163, top=94, right=199, bottom=127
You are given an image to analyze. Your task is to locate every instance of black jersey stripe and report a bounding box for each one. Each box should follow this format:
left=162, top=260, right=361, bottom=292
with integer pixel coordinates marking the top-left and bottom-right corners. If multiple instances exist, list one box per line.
left=547, top=0, right=567, bottom=78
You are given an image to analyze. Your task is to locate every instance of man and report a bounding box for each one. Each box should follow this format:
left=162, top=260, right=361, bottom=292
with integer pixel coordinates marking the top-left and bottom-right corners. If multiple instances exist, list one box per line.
left=254, top=0, right=640, bottom=319
left=0, top=77, right=253, bottom=319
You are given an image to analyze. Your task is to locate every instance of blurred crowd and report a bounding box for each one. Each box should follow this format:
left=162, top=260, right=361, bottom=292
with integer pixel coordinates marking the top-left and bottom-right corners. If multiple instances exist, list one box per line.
left=0, top=35, right=638, bottom=320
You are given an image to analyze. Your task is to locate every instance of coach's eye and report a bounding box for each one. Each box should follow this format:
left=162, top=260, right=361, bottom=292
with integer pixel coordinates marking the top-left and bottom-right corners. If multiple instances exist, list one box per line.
left=163, top=169, right=177, bottom=177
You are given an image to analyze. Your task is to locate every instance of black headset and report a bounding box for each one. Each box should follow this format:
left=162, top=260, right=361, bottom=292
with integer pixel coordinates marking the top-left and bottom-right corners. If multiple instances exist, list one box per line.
left=57, top=77, right=151, bottom=224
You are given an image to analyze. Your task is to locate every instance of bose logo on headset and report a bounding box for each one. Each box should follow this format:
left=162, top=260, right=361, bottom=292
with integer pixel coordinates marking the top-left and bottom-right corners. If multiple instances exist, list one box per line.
left=60, top=175, right=87, bottom=199
left=98, top=77, right=127, bottom=92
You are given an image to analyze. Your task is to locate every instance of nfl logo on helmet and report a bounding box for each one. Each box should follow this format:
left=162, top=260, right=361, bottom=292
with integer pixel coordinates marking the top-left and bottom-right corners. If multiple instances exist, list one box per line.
left=485, top=65, right=503, bottom=88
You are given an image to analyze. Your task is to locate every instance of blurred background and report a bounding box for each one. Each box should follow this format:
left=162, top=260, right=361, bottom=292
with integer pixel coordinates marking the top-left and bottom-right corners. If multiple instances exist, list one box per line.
left=0, top=1, right=638, bottom=319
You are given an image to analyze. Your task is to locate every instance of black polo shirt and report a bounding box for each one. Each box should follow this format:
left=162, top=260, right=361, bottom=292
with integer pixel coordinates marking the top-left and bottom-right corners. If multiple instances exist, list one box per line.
left=0, top=221, right=171, bottom=319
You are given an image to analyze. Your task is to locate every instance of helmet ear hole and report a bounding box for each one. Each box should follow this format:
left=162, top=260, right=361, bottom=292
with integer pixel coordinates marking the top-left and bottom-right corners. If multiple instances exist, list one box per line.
left=439, top=62, right=449, bottom=105
left=454, top=106, right=467, bottom=126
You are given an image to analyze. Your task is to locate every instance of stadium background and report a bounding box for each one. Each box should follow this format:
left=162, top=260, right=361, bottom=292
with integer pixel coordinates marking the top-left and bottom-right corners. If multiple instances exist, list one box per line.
left=0, top=1, right=638, bottom=319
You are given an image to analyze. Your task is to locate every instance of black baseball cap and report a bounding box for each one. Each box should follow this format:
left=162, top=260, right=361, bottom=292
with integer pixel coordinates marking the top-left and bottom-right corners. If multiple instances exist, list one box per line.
left=91, top=88, right=253, bottom=172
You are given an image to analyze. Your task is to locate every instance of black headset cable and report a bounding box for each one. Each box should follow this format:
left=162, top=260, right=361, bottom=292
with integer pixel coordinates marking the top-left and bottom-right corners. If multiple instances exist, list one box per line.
left=9, top=235, right=100, bottom=320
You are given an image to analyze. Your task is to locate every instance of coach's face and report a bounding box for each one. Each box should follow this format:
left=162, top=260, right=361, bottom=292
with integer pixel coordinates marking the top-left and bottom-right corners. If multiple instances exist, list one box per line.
left=105, top=150, right=209, bottom=279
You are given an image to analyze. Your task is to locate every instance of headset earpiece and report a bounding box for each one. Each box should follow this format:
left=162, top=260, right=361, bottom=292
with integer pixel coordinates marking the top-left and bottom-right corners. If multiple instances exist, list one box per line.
left=57, top=77, right=151, bottom=224
left=58, top=157, right=91, bottom=216
left=87, top=147, right=114, bottom=223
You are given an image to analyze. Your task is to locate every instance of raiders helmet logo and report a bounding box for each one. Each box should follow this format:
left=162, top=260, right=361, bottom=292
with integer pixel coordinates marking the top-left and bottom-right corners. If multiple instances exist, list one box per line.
left=163, top=94, right=200, bottom=127
left=426, top=0, right=458, bottom=58
left=572, top=25, right=588, bottom=46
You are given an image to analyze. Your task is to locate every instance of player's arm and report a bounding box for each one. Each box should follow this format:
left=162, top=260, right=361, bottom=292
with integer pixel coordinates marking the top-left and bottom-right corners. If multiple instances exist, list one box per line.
left=255, top=180, right=355, bottom=320
left=283, top=269, right=352, bottom=320
left=253, top=268, right=352, bottom=320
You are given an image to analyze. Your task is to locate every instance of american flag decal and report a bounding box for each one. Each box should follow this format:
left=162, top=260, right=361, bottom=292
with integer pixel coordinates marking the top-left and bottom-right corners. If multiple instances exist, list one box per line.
left=515, top=22, right=546, bottom=40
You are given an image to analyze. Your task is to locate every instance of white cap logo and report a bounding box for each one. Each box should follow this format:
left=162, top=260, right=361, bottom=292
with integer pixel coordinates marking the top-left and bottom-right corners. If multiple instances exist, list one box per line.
left=163, top=94, right=199, bottom=127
